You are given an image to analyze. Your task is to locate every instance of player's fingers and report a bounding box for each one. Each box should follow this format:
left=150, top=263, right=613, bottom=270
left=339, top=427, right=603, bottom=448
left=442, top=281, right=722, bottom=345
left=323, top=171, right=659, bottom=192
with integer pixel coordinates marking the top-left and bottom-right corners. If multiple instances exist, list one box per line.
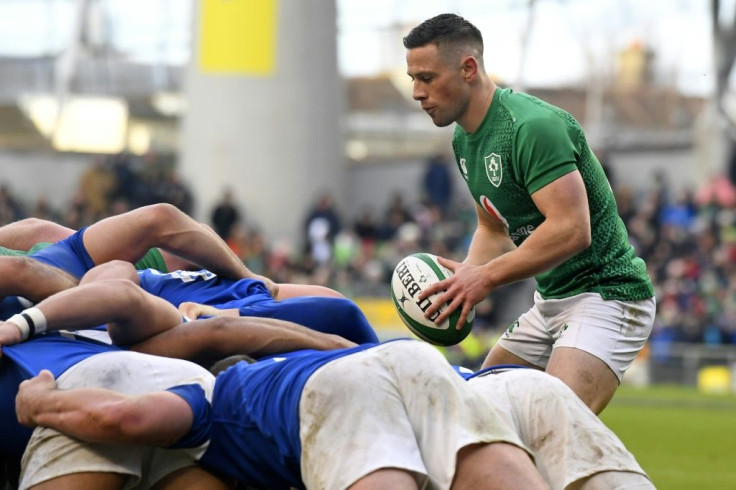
left=435, top=255, right=457, bottom=271
left=435, top=294, right=463, bottom=325
left=418, top=277, right=451, bottom=301
left=424, top=285, right=455, bottom=317
left=456, top=304, right=472, bottom=330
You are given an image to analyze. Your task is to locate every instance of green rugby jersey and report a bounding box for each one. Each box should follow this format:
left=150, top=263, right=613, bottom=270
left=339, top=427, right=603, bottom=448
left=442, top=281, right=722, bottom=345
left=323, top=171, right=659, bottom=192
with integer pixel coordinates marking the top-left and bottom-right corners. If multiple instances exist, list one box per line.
left=452, top=87, right=653, bottom=301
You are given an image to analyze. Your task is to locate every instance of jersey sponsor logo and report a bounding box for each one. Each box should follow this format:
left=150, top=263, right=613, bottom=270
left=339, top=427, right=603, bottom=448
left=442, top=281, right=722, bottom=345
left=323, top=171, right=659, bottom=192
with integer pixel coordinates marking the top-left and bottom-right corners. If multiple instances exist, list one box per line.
left=480, top=195, right=508, bottom=227
left=484, top=153, right=503, bottom=187
left=166, top=270, right=217, bottom=283
left=459, top=157, right=469, bottom=180
left=509, top=224, right=536, bottom=242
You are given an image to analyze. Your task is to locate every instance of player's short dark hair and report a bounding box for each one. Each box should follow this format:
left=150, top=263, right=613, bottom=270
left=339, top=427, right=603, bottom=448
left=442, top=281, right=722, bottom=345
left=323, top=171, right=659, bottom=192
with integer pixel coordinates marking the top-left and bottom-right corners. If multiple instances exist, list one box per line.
left=403, top=13, right=484, bottom=54
left=209, top=354, right=256, bottom=376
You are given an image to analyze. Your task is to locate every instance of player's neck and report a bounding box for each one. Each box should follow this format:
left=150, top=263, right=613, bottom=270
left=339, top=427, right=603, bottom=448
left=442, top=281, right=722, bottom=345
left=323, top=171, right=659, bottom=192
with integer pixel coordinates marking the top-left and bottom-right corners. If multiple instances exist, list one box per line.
left=459, top=79, right=496, bottom=134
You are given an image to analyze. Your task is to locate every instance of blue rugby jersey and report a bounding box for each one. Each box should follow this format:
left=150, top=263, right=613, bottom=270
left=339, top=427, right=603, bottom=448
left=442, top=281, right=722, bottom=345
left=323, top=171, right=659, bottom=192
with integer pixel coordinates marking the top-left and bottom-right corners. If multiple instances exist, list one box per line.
left=138, top=269, right=379, bottom=344
left=169, top=342, right=379, bottom=489
left=0, top=334, right=120, bottom=459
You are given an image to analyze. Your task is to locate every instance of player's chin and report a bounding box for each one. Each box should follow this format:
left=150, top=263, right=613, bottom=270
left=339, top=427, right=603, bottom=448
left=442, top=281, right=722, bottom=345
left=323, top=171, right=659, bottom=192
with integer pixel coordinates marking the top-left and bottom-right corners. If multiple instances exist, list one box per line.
left=431, top=115, right=454, bottom=128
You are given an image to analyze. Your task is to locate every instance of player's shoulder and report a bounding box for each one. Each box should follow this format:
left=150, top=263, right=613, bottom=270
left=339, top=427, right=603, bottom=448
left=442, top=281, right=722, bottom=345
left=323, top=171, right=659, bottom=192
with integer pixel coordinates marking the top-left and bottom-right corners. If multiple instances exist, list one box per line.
left=499, top=89, right=575, bottom=127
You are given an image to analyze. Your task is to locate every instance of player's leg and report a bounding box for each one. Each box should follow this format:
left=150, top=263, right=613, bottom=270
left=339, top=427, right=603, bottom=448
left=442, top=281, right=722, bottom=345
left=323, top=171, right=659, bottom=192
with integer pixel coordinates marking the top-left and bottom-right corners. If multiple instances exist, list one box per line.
left=348, top=469, right=418, bottom=490
left=152, top=465, right=235, bottom=490
left=545, top=347, right=619, bottom=414
left=570, top=471, right=655, bottom=490
left=0, top=218, right=74, bottom=250
left=82, top=203, right=249, bottom=279
left=544, top=294, right=656, bottom=414
left=0, top=256, right=78, bottom=303
left=79, top=260, right=140, bottom=285
left=28, top=278, right=184, bottom=346
left=482, top=303, right=551, bottom=370
left=452, top=442, right=549, bottom=490
left=28, top=472, right=126, bottom=490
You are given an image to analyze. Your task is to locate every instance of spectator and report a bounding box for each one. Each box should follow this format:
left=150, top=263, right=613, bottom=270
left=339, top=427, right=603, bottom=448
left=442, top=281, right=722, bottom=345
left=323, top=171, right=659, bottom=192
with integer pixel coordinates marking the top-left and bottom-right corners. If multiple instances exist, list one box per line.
left=422, top=153, right=454, bottom=215
left=211, top=188, right=242, bottom=240
left=303, top=192, right=341, bottom=265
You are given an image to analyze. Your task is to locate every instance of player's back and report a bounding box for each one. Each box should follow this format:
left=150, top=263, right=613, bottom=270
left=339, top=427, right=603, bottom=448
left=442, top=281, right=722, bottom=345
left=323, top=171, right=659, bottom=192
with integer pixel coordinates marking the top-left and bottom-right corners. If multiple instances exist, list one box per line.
left=200, top=344, right=376, bottom=488
left=137, top=269, right=269, bottom=308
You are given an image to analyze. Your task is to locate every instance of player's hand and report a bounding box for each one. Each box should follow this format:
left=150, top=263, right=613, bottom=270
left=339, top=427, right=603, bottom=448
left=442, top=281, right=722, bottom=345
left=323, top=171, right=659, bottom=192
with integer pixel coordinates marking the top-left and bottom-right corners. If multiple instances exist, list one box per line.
left=418, top=256, right=494, bottom=329
left=179, top=301, right=214, bottom=319
left=16, top=369, right=57, bottom=427
left=179, top=302, right=238, bottom=319
left=252, top=274, right=280, bottom=299
left=0, top=321, right=23, bottom=358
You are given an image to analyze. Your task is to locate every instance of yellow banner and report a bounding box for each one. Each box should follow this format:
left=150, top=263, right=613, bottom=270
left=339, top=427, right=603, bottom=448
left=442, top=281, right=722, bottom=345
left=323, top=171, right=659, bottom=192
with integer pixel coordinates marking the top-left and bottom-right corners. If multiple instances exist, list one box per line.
left=198, top=0, right=278, bottom=75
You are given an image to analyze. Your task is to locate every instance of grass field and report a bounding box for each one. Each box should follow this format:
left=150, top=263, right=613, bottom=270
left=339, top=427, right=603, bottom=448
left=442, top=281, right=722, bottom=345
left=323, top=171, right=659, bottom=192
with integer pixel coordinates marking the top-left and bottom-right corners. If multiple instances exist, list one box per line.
left=600, top=385, right=736, bottom=489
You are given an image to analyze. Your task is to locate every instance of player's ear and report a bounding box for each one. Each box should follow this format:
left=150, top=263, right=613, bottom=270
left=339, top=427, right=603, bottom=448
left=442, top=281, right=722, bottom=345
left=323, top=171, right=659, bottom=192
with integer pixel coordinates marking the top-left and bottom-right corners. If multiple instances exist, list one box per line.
left=460, top=56, right=479, bottom=82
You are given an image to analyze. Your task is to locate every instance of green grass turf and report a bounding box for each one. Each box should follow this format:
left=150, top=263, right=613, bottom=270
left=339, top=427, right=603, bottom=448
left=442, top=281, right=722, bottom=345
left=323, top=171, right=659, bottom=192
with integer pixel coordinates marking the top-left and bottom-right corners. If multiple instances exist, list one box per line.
left=600, top=385, right=736, bottom=489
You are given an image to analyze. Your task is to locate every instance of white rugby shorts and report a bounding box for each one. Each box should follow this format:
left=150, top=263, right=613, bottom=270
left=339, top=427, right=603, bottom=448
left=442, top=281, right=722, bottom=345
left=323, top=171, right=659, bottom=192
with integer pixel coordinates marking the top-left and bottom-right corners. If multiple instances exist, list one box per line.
left=298, top=341, right=529, bottom=490
left=468, top=369, right=652, bottom=489
left=20, top=351, right=215, bottom=490
left=496, top=292, right=656, bottom=380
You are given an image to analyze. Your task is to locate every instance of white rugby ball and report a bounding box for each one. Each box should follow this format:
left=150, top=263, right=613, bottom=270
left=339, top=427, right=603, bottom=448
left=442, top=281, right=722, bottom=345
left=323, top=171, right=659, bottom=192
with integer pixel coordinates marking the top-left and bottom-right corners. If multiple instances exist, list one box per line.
left=390, top=253, right=475, bottom=346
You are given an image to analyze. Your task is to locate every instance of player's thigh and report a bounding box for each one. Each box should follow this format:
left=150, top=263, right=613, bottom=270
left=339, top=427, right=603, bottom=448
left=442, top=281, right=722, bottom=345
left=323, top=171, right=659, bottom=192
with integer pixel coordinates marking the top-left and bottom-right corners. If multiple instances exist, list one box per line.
left=28, top=472, right=126, bottom=490
left=546, top=347, right=620, bottom=413
left=82, top=205, right=170, bottom=265
left=483, top=300, right=552, bottom=369
left=0, top=219, right=74, bottom=250
left=545, top=294, right=655, bottom=381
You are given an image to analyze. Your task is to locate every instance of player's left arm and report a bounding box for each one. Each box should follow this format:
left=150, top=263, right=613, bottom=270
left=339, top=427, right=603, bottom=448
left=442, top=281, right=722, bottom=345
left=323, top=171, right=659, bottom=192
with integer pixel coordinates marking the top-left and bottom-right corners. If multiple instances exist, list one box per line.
left=0, top=277, right=183, bottom=354
left=16, top=370, right=194, bottom=447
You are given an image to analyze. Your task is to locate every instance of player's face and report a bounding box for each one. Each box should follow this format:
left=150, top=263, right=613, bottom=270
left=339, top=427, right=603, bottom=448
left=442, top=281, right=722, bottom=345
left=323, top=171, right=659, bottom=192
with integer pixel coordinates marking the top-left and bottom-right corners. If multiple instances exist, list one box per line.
left=406, top=44, right=470, bottom=128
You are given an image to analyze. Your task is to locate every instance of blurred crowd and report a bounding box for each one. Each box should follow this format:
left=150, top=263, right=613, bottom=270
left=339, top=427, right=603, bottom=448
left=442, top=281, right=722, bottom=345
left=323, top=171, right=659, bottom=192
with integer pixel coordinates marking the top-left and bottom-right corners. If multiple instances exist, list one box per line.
left=2, top=152, right=736, bottom=348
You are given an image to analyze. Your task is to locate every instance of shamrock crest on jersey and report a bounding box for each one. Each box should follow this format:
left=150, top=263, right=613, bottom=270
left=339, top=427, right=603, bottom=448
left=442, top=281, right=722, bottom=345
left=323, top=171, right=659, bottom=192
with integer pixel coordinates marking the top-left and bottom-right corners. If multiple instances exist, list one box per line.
left=484, top=153, right=503, bottom=187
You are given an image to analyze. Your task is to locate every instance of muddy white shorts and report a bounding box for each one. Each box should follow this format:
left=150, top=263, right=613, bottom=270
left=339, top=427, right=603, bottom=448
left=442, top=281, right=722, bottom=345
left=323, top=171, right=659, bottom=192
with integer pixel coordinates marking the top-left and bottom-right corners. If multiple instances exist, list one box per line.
left=468, top=369, right=651, bottom=489
left=20, top=351, right=214, bottom=490
left=496, top=292, right=656, bottom=380
left=298, top=341, right=530, bottom=490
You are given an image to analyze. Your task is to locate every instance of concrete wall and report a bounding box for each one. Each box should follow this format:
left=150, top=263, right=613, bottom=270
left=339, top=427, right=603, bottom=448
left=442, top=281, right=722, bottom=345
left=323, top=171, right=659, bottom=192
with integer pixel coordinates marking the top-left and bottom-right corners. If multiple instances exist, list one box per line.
left=179, top=0, right=345, bottom=245
left=0, top=151, right=90, bottom=209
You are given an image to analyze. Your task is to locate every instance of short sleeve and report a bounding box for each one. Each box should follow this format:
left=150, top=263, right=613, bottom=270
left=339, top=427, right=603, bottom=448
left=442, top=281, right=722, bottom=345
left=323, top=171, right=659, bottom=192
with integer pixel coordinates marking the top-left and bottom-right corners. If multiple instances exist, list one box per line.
left=514, top=116, right=578, bottom=194
left=166, top=383, right=213, bottom=449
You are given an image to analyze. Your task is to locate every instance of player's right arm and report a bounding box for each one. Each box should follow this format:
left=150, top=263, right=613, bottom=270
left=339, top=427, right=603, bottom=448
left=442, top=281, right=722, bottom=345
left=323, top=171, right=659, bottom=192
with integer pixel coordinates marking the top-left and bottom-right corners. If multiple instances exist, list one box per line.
left=130, top=315, right=356, bottom=367
left=464, top=202, right=515, bottom=266
left=16, top=370, right=194, bottom=447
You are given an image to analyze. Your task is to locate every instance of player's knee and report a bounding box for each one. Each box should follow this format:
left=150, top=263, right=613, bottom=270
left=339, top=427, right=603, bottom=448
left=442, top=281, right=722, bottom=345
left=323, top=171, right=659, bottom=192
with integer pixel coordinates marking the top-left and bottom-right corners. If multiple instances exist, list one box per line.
left=81, top=260, right=138, bottom=284
left=138, top=203, right=184, bottom=234
left=108, top=278, right=147, bottom=307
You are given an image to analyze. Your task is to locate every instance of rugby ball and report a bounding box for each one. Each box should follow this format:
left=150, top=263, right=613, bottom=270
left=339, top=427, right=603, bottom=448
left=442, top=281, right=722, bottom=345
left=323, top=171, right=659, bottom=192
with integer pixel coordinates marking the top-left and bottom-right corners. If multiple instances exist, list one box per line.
left=391, top=253, right=474, bottom=346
